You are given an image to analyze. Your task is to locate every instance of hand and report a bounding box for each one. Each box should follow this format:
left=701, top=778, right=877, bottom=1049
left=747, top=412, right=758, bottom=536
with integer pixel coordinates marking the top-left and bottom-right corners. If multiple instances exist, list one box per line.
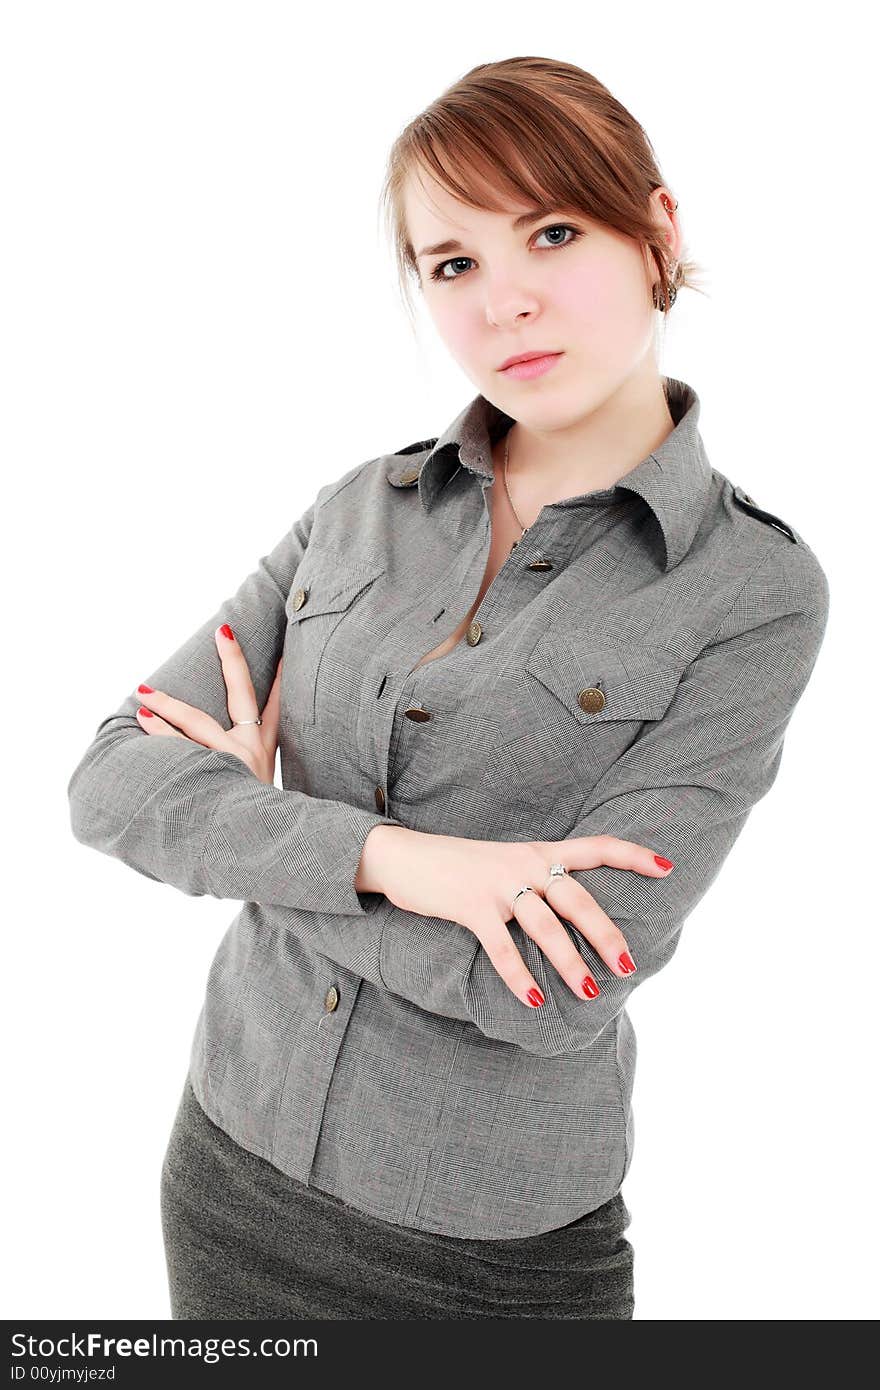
left=364, top=826, right=675, bottom=1009
left=133, top=624, right=281, bottom=785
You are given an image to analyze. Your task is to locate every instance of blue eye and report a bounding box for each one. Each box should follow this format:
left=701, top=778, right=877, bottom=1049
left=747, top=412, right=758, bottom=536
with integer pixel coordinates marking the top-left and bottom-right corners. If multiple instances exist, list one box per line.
left=428, top=224, right=584, bottom=285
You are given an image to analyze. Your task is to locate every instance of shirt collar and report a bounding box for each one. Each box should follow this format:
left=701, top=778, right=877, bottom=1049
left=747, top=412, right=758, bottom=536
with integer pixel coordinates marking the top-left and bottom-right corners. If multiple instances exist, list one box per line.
left=385, top=375, right=713, bottom=572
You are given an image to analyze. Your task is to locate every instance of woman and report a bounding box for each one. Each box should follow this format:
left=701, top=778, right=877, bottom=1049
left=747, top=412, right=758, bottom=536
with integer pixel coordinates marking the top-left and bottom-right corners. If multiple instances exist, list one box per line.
left=67, top=57, right=830, bottom=1319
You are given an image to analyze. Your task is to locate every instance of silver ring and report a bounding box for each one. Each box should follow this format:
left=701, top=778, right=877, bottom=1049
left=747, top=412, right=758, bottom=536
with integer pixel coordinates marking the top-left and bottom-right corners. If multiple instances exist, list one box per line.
left=511, top=884, right=538, bottom=911
left=232, top=717, right=262, bottom=726
left=543, top=863, right=569, bottom=894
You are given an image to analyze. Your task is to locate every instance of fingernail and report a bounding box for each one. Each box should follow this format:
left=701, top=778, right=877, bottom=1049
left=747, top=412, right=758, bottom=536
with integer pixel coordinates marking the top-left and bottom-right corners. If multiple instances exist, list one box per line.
left=618, top=951, right=636, bottom=974
left=137, top=706, right=154, bottom=718
left=526, top=987, right=545, bottom=1007
left=220, top=624, right=235, bottom=641
left=654, top=855, right=674, bottom=870
left=581, top=975, right=600, bottom=999
left=137, top=684, right=153, bottom=694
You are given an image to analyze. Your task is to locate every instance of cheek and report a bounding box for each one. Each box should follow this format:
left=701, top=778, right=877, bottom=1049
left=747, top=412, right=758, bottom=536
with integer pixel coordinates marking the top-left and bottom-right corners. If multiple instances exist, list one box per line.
left=433, top=299, right=481, bottom=360
left=560, top=260, right=650, bottom=359
left=562, top=260, right=623, bottom=322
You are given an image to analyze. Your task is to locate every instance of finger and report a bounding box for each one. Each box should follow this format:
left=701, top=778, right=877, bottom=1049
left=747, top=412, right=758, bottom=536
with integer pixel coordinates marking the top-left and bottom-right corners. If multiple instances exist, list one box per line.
left=260, top=658, right=283, bottom=749
left=510, top=888, right=605, bottom=998
left=531, top=833, right=671, bottom=975
left=134, top=684, right=232, bottom=749
left=562, top=832, right=675, bottom=878
left=134, top=705, right=187, bottom=738
left=214, top=624, right=261, bottom=726
left=536, top=833, right=673, bottom=980
left=468, top=919, right=548, bottom=1011
left=533, top=871, right=638, bottom=983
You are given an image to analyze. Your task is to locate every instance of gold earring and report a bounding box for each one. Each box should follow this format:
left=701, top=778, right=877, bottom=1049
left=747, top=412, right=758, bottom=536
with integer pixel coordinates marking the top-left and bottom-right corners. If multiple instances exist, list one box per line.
left=653, top=264, right=679, bottom=311
left=653, top=196, right=680, bottom=310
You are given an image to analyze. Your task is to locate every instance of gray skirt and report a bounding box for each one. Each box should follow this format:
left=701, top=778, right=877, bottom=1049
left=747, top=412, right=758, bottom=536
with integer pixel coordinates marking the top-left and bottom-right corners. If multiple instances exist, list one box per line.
left=160, top=1073, right=635, bottom=1320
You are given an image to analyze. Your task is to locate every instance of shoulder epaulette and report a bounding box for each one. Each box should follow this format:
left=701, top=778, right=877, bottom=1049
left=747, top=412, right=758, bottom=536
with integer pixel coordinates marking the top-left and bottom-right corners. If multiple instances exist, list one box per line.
left=385, top=437, right=438, bottom=488
left=397, top=437, right=438, bottom=456
left=732, top=484, right=801, bottom=544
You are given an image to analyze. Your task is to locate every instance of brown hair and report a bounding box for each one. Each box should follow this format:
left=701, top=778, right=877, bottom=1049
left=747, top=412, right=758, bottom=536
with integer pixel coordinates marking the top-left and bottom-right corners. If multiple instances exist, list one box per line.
left=379, top=55, right=708, bottom=326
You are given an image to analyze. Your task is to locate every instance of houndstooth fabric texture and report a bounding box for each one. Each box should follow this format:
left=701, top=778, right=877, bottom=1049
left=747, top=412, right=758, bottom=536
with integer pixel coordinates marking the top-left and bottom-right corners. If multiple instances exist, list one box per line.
left=68, top=377, right=830, bottom=1239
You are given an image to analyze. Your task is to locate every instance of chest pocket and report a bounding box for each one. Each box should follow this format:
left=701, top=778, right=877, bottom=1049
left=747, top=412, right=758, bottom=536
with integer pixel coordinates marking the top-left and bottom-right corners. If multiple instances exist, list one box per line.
left=283, top=555, right=385, bottom=726
left=489, top=633, right=684, bottom=813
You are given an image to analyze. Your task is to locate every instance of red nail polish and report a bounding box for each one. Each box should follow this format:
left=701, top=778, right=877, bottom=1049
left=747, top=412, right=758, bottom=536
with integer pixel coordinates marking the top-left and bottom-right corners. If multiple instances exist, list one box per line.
left=527, top=987, right=545, bottom=1007
left=654, top=855, right=674, bottom=870
left=581, top=975, right=600, bottom=998
left=137, top=706, right=154, bottom=718
left=220, top=623, right=235, bottom=641
left=137, top=684, right=153, bottom=694
left=618, top=951, right=636, bottom=974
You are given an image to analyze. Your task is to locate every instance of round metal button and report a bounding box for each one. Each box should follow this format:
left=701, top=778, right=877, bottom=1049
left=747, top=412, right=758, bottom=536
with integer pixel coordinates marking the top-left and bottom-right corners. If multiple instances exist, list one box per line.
left=324, top=986, right=339, bottom=1012
left=291, top=588, right=307, bottom=611
left=466, top=621, right=483, bottom=646
left=404, top=705, right=431, bottom=722
left=578, top=687, right=606, bottom=714
left=374, top=786, right=386, bottom=813
left=398, top=465, right=421, bottom=485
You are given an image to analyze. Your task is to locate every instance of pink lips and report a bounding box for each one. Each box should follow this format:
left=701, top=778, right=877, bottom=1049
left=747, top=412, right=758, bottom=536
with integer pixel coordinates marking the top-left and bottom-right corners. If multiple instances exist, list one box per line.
left=499, top=352, right=563, bottom=381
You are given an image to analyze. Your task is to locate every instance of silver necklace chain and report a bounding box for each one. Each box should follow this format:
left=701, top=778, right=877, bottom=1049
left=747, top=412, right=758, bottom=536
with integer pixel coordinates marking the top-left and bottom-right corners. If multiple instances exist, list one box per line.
left=502, top=432, right=529, bottom=545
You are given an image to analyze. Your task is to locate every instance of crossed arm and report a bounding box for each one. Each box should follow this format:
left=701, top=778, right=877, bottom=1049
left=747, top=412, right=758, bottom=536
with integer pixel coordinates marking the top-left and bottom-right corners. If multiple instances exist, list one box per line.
left=67, top=495, right=406, bottom=920
left=68, top=510, right=829, bottom=1058
left=376, top=583, right=829, bottom=1055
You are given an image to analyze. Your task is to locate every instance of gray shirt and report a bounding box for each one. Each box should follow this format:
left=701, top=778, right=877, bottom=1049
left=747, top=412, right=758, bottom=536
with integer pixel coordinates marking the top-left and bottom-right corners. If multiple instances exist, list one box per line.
left=67, top=376, right=830, bottom=1239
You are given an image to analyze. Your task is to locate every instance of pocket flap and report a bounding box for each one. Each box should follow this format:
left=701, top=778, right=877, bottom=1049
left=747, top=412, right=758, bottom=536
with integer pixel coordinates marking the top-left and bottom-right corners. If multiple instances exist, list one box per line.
left=286, top=558, right=385, bottom=622
left=525, top=633, right=682, bottom=724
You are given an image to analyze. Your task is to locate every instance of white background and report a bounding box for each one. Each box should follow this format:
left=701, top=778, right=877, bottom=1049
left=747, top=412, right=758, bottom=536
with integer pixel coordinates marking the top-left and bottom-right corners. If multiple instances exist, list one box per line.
left=3, top=0, right=876, bottom=1322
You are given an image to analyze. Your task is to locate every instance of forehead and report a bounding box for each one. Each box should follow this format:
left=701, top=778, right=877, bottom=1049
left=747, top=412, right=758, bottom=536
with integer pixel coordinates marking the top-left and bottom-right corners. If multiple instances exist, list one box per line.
left=403, top=168, right=547, bottom=238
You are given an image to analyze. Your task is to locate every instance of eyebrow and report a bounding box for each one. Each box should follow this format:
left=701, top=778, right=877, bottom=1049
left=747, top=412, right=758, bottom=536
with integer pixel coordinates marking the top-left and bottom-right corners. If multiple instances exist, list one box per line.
left=415, top=209, right=553, bottom=260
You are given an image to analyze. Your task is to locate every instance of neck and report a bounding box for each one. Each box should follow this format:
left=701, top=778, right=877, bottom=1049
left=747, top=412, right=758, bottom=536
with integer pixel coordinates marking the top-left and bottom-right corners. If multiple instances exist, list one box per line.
left=497, top=368, right=676, bottom=524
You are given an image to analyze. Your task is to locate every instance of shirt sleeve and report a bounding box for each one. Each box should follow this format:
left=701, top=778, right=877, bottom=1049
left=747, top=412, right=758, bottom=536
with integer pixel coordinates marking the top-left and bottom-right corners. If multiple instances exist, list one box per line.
left=369, top=546, right=831, bottom=1055
left=67, top=496, right=405, bottom=917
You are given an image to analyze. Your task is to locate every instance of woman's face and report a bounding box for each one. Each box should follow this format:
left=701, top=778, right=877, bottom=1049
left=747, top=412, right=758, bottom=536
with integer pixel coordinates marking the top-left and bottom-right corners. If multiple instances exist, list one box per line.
left=403, top=169, right=678, bottom=427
